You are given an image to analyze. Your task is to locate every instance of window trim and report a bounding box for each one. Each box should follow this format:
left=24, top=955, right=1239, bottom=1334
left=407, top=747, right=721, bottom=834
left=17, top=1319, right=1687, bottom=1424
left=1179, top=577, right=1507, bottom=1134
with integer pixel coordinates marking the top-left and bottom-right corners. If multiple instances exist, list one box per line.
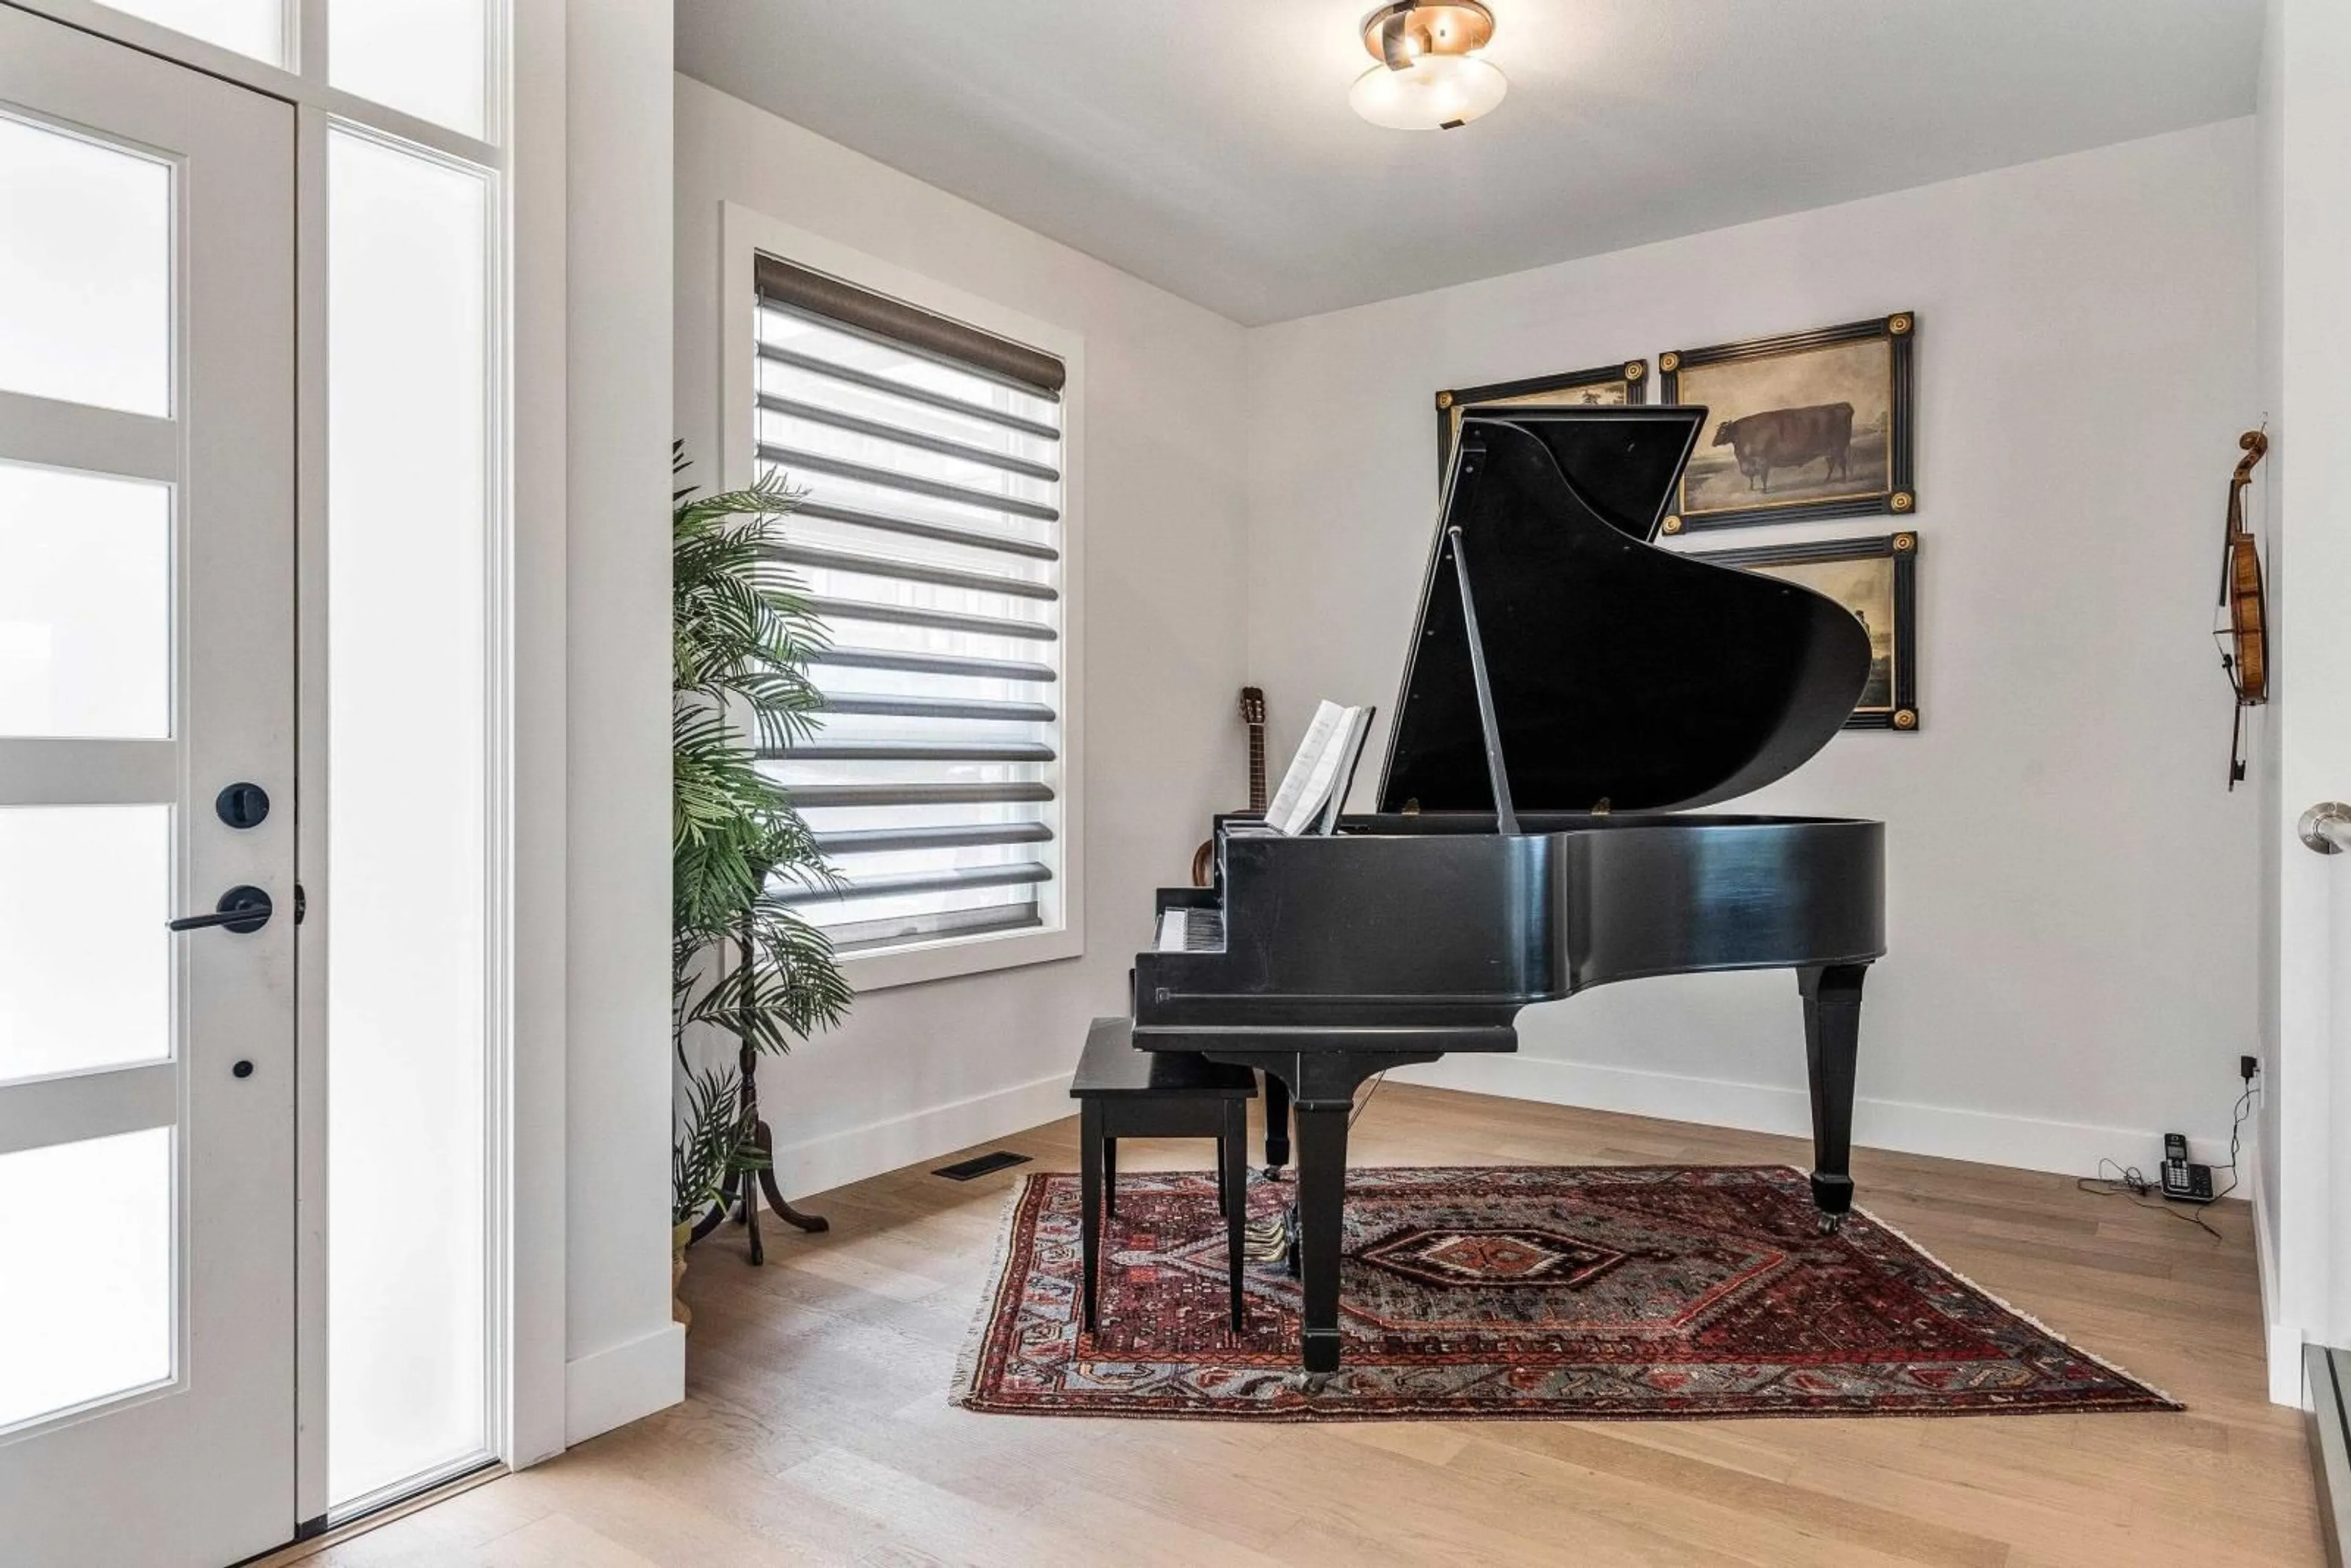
left=720, top=202, right=1085, bottom=993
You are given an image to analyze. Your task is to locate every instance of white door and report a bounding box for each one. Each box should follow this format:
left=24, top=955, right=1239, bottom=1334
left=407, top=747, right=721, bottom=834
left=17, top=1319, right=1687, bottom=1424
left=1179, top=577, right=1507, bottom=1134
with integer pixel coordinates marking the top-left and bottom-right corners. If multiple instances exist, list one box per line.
left=0, top=9, right=296, bottom=1566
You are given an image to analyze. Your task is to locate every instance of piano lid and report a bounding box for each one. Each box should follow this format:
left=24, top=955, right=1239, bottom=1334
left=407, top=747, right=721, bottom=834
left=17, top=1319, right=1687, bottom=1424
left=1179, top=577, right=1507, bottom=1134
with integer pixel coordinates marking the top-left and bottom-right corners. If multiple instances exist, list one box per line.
left=1376, top=405, right=1872, bottom=816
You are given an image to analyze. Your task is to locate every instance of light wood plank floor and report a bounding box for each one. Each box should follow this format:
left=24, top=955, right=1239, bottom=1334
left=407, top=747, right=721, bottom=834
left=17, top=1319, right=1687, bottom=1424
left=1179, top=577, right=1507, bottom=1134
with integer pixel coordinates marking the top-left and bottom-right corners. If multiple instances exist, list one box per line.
left=287, top=1086, right=2320, bottom=1566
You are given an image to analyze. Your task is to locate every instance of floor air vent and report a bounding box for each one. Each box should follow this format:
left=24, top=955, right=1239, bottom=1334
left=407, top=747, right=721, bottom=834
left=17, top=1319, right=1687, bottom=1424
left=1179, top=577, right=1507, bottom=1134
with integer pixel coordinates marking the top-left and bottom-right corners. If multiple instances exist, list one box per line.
left=933, top=1150, right=1031, bottom=1182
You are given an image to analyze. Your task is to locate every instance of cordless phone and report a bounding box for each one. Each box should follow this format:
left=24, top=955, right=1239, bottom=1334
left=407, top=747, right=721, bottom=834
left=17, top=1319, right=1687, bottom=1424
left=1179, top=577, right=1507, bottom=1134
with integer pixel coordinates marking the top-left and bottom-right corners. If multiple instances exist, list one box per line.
left=2160, top=1133, right=2215, bottom=1204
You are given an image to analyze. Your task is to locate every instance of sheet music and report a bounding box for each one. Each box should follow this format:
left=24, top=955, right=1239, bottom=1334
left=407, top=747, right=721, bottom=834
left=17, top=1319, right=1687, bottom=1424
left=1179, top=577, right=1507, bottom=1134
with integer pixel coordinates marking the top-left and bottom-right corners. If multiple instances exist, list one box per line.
left=1266, top=699, right=1373, bottom=836
left=1313, top=705, right=1374, bottom=834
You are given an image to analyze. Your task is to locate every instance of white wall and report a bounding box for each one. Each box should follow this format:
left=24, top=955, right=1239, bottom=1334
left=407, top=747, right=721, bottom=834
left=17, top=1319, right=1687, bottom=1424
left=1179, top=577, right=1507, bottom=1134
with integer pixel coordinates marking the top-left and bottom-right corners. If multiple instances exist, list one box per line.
left=561, top=1, right=681, bottom=1444
left=673, top=77, right=1250, bottom=1197
left=1245, top=121, right=2261, bottom=1177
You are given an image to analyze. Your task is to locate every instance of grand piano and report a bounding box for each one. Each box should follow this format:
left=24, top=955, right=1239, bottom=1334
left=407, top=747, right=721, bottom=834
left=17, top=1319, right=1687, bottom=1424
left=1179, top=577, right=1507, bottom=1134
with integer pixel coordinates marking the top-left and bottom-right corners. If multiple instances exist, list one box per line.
left=1130, top=403, right=1886, bottom=1377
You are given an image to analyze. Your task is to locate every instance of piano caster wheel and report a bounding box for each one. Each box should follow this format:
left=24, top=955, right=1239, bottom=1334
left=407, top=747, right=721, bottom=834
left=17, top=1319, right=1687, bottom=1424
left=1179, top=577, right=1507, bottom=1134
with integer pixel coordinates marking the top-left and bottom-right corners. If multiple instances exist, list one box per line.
left=1262, top=1166, right=1288, bottom=1183
left=1283, top=1204, right=1302, bottom=1279
left=1817, top=1212, right=1847, bottom=1236
left=1288, top=1370, right=1333, bottom=1395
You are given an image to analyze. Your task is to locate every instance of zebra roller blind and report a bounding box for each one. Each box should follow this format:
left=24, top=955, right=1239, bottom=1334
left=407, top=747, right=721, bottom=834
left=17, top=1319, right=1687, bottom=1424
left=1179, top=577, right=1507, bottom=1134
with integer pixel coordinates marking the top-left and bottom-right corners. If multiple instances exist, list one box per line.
left=753, top=256, right=1067, bottom=955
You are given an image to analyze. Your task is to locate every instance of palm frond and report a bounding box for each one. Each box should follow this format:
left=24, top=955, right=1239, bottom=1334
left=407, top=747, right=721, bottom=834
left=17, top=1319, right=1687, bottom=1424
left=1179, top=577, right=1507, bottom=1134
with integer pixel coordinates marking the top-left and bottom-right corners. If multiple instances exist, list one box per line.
left=671, top=1065, right=770, bottom=1229
left=671, top=445, right=852, bottom=1226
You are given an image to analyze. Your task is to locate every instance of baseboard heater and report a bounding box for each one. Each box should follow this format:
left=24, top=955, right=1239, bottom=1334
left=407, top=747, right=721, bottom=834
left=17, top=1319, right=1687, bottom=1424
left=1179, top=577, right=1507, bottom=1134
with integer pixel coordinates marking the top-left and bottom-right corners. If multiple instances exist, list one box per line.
left=2309, top=1345, right=2351, bottom=1567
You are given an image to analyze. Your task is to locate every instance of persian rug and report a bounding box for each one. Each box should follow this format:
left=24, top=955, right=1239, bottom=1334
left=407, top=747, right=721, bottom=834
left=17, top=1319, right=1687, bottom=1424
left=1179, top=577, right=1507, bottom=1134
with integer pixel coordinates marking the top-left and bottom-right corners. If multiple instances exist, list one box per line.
left=951, top=1163, right=2178, bottom=1422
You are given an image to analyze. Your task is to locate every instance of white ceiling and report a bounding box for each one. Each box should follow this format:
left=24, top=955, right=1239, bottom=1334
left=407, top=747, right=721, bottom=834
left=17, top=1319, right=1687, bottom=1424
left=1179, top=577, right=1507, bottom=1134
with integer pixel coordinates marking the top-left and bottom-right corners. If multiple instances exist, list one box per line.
left=676, top=0, right=2263, bottom=326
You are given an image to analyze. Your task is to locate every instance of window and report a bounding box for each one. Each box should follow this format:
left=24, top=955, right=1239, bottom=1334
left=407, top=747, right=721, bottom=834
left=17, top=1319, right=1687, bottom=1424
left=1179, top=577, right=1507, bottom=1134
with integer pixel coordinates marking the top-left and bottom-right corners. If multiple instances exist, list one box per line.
left=750, top=257, right=1070, bottom=963
left=323, top=124, right=492, bottom=1510
left=99, top=0, right=288, bottom=68
left=328, top=0, right=492, bottom=138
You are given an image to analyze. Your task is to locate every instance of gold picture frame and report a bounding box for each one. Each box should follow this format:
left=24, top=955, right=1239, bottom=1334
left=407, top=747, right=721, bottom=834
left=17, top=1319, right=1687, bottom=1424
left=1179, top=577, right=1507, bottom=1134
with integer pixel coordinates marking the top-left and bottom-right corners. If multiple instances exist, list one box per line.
left=1657, top=313, right=1916, bottom=533
left=1436, top=360, right=1649, bottom=479
left=1685, top=531, right=1921, bottom=730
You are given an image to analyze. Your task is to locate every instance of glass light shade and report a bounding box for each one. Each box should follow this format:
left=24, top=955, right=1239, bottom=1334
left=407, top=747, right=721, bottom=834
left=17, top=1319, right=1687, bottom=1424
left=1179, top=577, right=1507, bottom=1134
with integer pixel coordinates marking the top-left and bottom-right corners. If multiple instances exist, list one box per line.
left=1349, top=54, right=1508, bottom=130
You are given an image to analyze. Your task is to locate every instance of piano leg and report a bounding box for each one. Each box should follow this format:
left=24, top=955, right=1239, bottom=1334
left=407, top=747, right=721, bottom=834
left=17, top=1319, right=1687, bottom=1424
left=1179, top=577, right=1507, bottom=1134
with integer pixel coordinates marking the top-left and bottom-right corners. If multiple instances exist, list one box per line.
left=1196, top=1047, right=1438, bottom=1374
left=1222, top=1098, right=1247, bottom=1334
left=1292, top=1099, right=1350, bottom=1376
left=1799, top=963, right=1869, bottom=1232
left=1079, top=1099, right=1103, bottom=1334
left=1261, top=1071, right=1292, bottom=1178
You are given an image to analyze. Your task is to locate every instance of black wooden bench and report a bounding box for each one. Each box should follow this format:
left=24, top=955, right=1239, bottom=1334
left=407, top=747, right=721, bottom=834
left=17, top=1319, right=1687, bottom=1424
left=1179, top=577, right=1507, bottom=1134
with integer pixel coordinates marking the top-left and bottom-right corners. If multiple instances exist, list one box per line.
left=1070, top=1015, right=1254, bottom=1335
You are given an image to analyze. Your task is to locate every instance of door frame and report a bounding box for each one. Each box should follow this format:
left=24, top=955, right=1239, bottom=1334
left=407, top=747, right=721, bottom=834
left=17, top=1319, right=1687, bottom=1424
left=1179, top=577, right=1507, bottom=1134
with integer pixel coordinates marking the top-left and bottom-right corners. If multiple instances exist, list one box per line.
left=6, top=0, right=569, bottom=1528
left=2256, top=0, right=2351, bottom=1412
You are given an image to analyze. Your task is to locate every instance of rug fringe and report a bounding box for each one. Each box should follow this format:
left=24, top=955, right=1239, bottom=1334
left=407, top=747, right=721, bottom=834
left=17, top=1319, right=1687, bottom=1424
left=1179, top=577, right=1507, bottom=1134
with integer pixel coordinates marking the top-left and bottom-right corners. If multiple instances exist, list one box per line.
left=950, top=1172, right=1038, bottom=1411
left=1818, top=1168, right=2183, bottom=1410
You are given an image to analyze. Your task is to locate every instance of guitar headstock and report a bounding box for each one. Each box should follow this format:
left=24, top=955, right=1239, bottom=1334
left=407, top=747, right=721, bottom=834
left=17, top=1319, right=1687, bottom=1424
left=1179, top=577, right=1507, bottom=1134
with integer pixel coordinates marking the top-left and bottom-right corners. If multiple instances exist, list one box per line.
left=1239, top=686, right=1266, bottom=726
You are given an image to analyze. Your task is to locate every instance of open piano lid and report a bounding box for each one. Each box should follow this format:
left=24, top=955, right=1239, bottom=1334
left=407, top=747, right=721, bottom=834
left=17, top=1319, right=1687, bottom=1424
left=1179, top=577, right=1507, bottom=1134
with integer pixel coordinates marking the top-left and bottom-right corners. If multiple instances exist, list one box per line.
left=1376, top=405, right=1872, bottom=816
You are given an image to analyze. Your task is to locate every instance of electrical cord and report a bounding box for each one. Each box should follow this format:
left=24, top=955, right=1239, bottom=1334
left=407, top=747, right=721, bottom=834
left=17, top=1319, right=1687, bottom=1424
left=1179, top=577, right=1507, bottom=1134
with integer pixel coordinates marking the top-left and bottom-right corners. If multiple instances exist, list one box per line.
left=2076, top=1158, right=2224, bottom=1241
left=2078, top=1075, right=2258, bottom=1241
left=2211, top=1081, right=2254, bottom=1201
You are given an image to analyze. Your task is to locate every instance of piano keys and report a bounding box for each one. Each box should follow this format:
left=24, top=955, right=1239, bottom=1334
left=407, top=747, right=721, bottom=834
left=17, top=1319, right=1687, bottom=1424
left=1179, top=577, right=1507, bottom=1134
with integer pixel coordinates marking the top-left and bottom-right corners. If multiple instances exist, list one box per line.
left=1153, top=904, right=1225, bottom=953
left=1128, top=404, right=1885, bottom=1378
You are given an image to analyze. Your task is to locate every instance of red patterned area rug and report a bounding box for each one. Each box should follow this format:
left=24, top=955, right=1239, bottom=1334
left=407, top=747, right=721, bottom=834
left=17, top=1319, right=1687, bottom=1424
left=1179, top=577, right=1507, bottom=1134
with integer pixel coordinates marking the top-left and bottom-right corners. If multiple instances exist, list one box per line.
left=952, top=1164, right=2179, bottom=1422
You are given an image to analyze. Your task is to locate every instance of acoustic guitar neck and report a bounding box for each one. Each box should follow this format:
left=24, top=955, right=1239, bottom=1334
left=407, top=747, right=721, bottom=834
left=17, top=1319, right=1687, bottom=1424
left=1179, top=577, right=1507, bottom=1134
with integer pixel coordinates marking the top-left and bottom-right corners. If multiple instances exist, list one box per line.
left=1191, top=686, right=1270, bottom=888
left=1241, top=686, right=1268, bottom=814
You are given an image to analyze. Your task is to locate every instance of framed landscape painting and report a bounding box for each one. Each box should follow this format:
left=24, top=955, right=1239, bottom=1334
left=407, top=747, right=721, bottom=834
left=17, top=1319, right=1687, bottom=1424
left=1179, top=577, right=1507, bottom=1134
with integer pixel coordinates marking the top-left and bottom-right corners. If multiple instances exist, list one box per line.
left=1657, top=313, right=1916, bottom=533
left=1687, top=531, right=1919, bottom=730
left=1436, top=359, right=1648, bottom=479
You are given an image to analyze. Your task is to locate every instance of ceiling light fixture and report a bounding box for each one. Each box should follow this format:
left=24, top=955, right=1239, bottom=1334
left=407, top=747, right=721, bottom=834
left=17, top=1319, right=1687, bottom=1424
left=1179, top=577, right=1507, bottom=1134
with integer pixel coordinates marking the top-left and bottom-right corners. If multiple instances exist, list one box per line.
left=1348, top=1, right=1507, bottom=132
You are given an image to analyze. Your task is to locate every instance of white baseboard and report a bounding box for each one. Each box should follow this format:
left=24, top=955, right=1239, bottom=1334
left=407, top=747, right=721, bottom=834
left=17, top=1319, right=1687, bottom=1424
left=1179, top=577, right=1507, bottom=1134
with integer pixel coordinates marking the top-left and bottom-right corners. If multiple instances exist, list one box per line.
left=1387, top=1054, right=2222, bottom=1180
left=770, top=1071, right=1073, bottom=1201
left=564, top=1321, right=684, bottom=1445
left=2244, top=1106, right=2308, bottom=1407
left=2274, top=1320, right=2311, bottom=1409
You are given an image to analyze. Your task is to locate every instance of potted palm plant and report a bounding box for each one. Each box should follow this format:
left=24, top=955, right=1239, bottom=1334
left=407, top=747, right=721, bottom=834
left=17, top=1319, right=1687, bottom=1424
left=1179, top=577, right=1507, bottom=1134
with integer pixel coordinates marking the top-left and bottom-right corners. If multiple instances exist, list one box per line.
left=670, top=449, right=852, bottom=1321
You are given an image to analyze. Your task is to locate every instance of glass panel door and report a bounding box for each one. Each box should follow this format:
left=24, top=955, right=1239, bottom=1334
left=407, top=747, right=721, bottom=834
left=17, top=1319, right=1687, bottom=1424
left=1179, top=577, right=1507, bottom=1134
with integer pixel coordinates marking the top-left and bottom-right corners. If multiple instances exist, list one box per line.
left=0, top=12, right=298, bottom=1566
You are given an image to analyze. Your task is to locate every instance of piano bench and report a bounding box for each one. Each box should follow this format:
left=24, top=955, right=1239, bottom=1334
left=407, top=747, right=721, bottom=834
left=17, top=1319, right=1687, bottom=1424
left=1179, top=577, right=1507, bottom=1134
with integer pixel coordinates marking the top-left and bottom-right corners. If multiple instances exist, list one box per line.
left=1070, top=1016, right=1256, bottom=1337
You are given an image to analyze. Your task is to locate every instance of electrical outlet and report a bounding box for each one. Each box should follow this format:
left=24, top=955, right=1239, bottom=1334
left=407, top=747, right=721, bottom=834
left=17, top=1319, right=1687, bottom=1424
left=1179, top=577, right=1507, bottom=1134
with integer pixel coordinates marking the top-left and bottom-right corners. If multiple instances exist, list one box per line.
left=2242, top=1054, right=2260, bottom=1082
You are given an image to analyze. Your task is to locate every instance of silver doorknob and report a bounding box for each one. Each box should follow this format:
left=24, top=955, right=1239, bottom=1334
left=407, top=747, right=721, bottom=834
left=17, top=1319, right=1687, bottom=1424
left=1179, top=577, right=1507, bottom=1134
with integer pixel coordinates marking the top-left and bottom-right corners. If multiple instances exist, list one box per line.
left=2300, top=802, right=2351, bottom=855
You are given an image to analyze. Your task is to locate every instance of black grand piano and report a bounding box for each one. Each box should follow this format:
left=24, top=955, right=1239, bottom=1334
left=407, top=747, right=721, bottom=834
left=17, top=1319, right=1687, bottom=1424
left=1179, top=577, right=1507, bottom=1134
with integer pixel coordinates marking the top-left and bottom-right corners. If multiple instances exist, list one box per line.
left=1130, top=403, right=1885, bottom=1376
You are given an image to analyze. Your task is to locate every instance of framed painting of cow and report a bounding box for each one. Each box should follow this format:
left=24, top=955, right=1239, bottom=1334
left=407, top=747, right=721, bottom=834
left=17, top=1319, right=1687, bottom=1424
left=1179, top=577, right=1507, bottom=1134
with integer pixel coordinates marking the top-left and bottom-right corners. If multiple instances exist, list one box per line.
left=1656, top=313, right=1916, bottom=533
left=1684, top=531, right=1920, bottom=730
left=1436, top=359, right=1649, bottom=479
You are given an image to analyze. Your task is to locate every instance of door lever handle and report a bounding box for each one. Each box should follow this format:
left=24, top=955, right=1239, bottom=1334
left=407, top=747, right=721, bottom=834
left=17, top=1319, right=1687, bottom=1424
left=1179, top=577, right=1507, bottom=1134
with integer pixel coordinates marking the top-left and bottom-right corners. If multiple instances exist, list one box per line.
left=2301, top=803, right=2351, bottom=856
left=167, top=885, right=272, bottom=935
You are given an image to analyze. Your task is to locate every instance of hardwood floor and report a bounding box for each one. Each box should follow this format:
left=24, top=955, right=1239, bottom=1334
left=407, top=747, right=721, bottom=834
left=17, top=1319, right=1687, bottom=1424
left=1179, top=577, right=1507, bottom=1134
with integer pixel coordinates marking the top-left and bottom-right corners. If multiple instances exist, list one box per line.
left=287, top=1086, right=2320, bottom=1566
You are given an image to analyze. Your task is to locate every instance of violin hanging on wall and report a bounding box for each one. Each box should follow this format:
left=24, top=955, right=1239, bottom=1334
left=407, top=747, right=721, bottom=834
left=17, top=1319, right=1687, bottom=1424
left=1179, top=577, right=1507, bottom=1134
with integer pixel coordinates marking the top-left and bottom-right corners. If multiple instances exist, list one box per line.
left=2217, top=428, right=2269, bottom=789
